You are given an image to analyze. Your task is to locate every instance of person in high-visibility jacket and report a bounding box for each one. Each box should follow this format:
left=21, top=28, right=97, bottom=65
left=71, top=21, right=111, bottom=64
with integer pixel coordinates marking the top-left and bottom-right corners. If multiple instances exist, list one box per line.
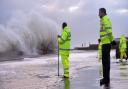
left=99, top=8, right=114, bottom=86
left=98, top=39, right=102, bottom=60
left=58, top=22, right=71, bottom=78
left=119, top=34, right=127, bottom=61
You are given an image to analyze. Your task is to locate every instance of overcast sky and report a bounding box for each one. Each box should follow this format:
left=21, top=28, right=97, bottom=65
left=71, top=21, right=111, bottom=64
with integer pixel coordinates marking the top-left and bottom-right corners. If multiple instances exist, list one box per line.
left=0, top=0, right=128, bottom=47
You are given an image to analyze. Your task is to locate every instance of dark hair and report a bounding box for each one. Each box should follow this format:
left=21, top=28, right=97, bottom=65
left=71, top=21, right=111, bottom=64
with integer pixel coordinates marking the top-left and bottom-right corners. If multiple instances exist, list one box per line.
left=99, top=8, right=107, bottom=15
left=62, top=22, right=67, bottom=29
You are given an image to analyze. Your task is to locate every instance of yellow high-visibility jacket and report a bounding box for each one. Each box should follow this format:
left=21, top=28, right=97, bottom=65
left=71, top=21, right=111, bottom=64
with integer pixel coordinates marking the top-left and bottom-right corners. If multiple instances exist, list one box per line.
left=59, top=26, right=71, bottom=55
left=100, top=15, right=114, bottom=44
left=119, top=35, right=127, bottom=51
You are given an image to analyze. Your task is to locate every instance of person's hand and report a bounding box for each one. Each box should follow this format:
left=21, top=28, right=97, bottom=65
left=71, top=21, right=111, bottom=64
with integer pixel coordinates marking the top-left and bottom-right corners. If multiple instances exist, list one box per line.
left=58, top=35, right=61, bottom=38
left=111, top=40, right=116, bottom=45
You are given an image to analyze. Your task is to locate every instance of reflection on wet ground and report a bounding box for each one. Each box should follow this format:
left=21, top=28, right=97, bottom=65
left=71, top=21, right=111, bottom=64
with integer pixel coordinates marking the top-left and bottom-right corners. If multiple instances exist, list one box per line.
left=58, top=67, right=100, bottom=89
left=58, top=61, right=128, bottom=89
left=63, top=78, right=70, bottom=89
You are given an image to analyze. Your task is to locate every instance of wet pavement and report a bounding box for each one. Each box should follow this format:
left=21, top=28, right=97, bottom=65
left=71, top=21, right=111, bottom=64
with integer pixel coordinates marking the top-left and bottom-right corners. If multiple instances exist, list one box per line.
left=0, top=50, right=128, bottom=89
left=58, top=67, right=100, bottom=89
left=57, top=52, right=128, bottom=89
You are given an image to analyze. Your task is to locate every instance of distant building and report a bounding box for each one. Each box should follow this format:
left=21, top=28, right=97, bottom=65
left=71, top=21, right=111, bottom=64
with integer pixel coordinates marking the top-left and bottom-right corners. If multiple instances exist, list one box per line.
left=75, top=37, right=128, bottom=50
left=75, top=44, right=98, bottom=50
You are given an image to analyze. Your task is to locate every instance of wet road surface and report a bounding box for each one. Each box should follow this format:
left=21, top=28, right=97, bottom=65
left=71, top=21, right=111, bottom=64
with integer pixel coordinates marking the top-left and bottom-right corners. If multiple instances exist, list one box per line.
left=57, top=54, right=128, bottom=89
left=0, top=51, right=128, bottom=89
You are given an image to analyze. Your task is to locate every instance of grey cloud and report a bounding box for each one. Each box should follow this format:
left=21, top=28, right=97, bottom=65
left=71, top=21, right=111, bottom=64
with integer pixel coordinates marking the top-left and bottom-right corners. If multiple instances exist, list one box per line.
left=0, top=0, right=128, bottom=47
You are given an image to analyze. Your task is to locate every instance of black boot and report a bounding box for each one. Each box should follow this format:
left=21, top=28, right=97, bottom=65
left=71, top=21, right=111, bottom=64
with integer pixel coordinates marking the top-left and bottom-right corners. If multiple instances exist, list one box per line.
left=100, top=79, right=105, bottom=86
left=104, top=83, right=110, bottom=88
left=125, top=57, right=127, bottom=61
left=100, top=79, right=110, bottom=86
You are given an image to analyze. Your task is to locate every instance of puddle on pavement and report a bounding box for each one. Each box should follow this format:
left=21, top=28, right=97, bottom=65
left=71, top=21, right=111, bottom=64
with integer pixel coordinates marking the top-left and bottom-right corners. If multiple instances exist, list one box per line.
left=36, top=74, right=51, bottom=79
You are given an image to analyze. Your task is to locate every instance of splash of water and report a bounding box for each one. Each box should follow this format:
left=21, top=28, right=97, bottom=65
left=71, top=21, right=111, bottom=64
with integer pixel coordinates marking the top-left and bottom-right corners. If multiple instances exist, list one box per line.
left=0, top=12, right=59, bottom=56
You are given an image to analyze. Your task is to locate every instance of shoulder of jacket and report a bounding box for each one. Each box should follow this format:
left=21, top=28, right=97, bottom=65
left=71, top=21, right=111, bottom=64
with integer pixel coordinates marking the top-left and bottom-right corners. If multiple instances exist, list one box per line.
left=64, top=26, right=70, bottom=31
left=101, top=15, right=111, bottom=24
left=104, top=16, right=110, bottom=20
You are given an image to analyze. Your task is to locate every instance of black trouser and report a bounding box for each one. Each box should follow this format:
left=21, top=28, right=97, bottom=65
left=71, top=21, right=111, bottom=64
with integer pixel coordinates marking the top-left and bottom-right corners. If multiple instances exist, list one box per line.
left=102, top=44, right=111, bottom=83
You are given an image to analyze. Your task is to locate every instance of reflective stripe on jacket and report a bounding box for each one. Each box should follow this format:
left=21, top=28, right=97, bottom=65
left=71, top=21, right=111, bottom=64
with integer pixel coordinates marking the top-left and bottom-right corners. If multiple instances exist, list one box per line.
left=100, top=15, right=114, bottom=44
left=59, top=26, right=71, bottom=54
